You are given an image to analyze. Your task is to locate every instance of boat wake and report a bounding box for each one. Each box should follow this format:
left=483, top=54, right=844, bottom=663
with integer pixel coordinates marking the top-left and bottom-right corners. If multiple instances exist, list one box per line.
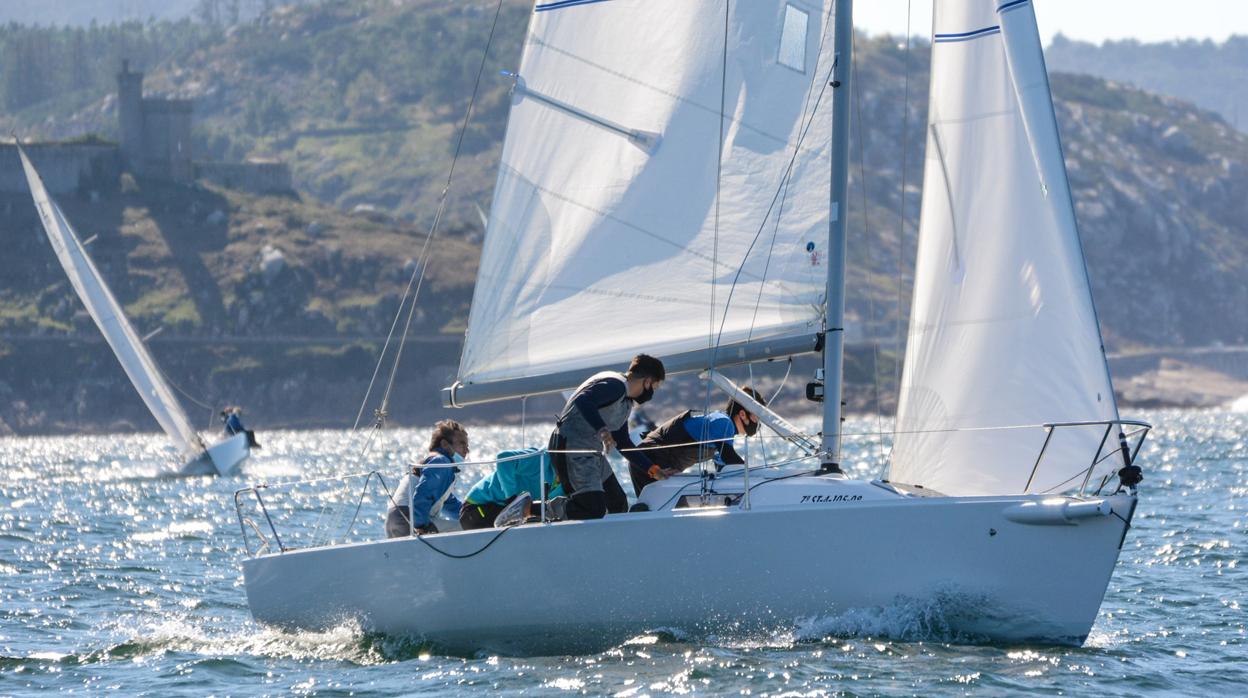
left=790, top=590, right=1002, bottom=645
left=42, top=615, right=439, bottom=667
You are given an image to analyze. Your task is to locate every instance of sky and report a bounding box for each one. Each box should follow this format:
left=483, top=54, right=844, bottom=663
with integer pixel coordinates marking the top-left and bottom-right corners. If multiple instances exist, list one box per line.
left=855, top=0, right=1248, bottom=44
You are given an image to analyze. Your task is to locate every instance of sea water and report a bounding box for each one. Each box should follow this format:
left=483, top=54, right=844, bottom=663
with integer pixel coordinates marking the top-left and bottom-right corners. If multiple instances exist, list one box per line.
left=1, top=409, right=1244, bottom=696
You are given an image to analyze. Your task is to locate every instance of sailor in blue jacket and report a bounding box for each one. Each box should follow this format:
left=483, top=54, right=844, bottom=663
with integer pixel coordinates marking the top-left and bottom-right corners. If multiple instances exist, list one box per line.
left=386, top=419, right=468, bottom=537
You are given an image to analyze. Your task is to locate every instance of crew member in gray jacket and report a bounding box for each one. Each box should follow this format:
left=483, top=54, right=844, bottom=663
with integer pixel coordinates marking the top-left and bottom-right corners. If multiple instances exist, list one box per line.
left=547, top=354, right=665, bottom=520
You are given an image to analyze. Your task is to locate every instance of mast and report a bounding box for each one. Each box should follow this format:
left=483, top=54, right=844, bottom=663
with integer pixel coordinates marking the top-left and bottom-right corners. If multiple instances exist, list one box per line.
left=821, top=0, right=853, bottom=472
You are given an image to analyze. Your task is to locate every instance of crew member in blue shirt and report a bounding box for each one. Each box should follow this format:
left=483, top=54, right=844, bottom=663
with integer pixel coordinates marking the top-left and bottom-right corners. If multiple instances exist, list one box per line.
left=629, top=387, right=762, bottom=496
left=385, top=419, right=468, bottom=537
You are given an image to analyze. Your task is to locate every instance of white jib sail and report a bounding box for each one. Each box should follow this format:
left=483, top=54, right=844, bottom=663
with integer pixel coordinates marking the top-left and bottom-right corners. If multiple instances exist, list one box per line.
left=456, top=0, right=833, bottom=394
left=889, top=0, right=1119, bottom=496
left=18, top=146, right=204, bottom=457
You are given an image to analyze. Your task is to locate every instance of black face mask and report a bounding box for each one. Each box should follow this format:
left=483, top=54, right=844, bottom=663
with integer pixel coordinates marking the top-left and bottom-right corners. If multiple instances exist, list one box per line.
left=741, top=413, right=759, bottom=437
left=635, top=383, right=654, bottom=404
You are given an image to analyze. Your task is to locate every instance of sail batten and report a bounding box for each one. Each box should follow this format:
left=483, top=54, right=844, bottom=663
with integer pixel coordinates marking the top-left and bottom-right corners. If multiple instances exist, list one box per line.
left=18, top=145, right=203, bottom=456
left=889, top=0, right=1118, bottom=496
left=452, top=1, right=834, bottom=402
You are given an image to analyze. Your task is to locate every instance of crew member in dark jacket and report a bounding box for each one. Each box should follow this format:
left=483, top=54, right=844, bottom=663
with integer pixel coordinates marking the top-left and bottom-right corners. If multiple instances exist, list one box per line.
left=629, top=387, right=762, bottom=496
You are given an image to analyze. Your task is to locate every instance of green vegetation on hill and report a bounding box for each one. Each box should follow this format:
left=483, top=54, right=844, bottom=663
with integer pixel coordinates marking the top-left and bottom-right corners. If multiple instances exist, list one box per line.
left=0, top=19, right=219, bottom=119
left=1, top=0, right=529, bottom=226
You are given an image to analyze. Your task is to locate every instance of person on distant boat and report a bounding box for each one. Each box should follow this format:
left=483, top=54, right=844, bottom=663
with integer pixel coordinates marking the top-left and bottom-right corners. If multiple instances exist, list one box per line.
left=628, top=388, right=762, bottom=497
left=546, top=354, right=665, bottom=521
left=221, top=406, right=261, bottom=448
left=385, top=419, right=468, bottom=537
left=221, top=406, right=245, bottom=436
left=458, top=447, right=564, bottom=530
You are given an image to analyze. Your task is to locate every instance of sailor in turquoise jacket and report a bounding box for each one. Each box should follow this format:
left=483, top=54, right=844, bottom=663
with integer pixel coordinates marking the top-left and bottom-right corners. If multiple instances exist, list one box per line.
left=459, top=448, right=564, bottom=530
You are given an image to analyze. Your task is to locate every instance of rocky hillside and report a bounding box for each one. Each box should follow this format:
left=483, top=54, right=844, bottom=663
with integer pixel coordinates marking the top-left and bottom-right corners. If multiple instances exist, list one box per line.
left=9, top=4, right=1247, bottom=350
left=0, top=173, right=479, bottom=435
left=1, top=177, right=477, bottom=340
left=851, top=36, right=1248, bottom=351
left=3, top=4, right=1248, bottom=433
left=1047, top=34, right=1248, bottom=133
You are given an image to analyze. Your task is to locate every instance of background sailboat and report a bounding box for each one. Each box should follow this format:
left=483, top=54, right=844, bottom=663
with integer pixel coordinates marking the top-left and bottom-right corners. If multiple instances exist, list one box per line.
left=16, top=142, right=249, bottom=476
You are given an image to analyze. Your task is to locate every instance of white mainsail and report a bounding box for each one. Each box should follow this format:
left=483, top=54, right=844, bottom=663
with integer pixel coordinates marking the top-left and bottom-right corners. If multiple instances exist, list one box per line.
left=454, top=0, right=834, bottom=402
left=890, top=0, right=1119, bottom=496
left=18, top=145, right=204, bottom=457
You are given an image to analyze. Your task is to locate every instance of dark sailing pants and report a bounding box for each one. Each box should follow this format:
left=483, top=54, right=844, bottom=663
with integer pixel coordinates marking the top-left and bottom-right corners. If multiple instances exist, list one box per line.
left=459, top=500, right=507, bottom=530
left=550, top=431, right=628, bottom=519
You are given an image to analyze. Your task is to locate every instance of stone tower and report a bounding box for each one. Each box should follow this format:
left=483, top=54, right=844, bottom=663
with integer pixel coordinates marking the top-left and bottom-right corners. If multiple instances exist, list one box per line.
left=116, top=60, right=144, bottom=169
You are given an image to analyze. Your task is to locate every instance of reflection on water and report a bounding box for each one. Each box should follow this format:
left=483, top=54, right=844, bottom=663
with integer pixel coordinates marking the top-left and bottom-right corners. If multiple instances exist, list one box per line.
left=0, top=410, right=1244, bottom=695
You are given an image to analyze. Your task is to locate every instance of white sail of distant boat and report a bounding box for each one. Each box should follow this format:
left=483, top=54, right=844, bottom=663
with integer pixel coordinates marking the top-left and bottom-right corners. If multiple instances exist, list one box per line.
left=890, top=0, right=1120, bottom=496
left=16, top=143, right=249, bottom=476
left=238, top=0, right=1150, bottom=655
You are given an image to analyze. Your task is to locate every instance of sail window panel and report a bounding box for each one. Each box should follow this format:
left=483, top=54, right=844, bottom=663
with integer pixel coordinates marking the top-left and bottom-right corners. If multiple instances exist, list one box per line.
left=778, top=4, right=809, bottom=73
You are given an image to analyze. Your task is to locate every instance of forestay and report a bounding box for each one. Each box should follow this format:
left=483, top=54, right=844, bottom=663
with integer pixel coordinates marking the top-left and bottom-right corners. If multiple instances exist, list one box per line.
left=18, top=146, right=204, bottom=457
left=890, top=0, right=1118, bottom=496
left=453, top=0, right=833, bottom=403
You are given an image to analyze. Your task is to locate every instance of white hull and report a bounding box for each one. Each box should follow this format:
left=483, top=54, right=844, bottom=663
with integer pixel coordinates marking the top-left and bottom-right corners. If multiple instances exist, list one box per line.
left=182, top=432, right=250, bottom=476
left=243, top=476, right=1135, bottom=655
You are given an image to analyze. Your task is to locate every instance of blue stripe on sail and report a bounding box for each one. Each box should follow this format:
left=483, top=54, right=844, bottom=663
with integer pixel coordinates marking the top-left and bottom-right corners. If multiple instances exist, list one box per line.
left=997, top=0, right=1031, bottom=13
left=535, top=0, right=613, bottom=12
left=933, top=25, right=1001, bottom=43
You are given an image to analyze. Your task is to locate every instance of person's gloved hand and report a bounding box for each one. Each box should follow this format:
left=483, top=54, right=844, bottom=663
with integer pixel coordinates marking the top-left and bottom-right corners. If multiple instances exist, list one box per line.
left=415, top=522, right=439, bottom=535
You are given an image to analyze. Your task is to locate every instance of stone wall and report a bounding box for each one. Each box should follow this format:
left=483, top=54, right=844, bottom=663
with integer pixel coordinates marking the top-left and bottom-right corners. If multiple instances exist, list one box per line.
left=0, top=143, right=121, bottom=194
left=196, top=160, right=293, bottom=193
left=138, top=99, right=194, bottom=182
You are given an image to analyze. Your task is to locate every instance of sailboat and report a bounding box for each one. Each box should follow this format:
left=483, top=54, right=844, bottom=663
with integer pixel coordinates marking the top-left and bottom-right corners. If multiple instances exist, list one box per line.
left=238, top=0, right=1149, bottom=654
left=16, top=143, right=250, bottom=477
